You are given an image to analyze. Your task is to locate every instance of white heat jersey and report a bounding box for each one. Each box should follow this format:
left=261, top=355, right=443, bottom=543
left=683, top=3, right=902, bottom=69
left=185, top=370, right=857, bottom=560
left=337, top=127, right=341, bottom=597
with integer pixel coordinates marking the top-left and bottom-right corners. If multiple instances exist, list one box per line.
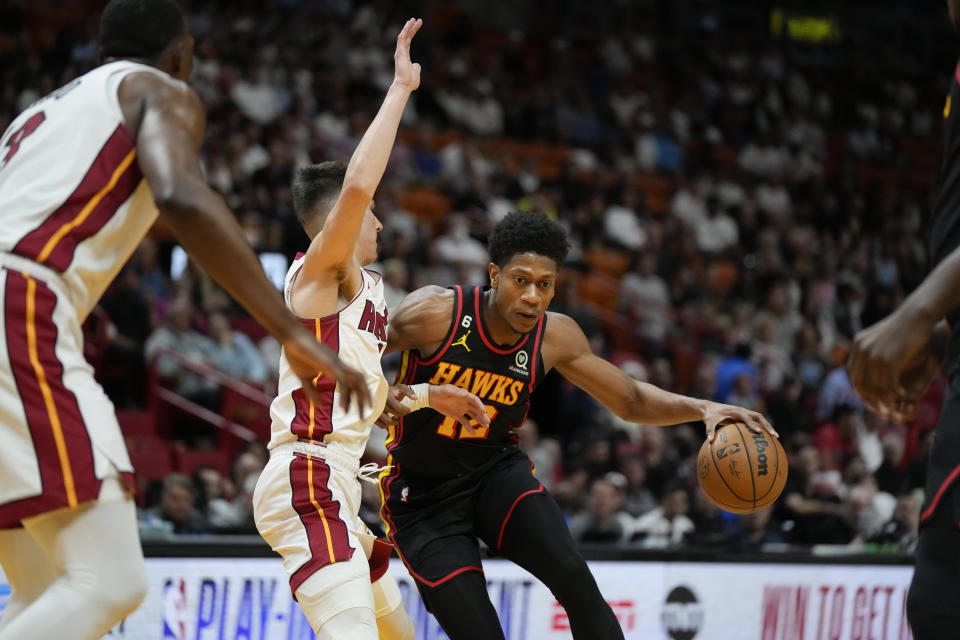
left=269, top=254, right=389, bottom=460
left=0, top=60, right=166, bottom=321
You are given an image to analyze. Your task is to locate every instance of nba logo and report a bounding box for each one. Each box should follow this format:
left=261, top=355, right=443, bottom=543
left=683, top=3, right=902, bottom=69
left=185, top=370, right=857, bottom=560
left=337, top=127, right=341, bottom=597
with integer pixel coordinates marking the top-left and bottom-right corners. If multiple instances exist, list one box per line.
left=401, top=487, right=410, bottom=502
left=162, top=578, right=188, bottom=640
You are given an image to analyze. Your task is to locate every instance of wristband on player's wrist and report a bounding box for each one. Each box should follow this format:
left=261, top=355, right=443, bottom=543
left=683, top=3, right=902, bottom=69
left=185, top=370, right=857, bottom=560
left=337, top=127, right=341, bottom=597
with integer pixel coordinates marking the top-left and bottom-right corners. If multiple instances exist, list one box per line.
left=398, top=383, right=431, bottom=412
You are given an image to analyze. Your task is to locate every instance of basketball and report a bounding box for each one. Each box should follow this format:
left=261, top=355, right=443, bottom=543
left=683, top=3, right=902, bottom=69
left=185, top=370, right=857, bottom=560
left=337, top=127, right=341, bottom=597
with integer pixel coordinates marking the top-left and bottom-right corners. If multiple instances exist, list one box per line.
left=697, top=423, right=788, bottom=514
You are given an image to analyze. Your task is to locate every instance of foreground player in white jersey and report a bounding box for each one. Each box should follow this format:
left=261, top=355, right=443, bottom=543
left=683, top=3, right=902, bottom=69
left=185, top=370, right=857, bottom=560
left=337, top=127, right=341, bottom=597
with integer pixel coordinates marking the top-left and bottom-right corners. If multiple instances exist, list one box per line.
left=0, top=1, right=370, bottom=638
left=253, top=18, right=487, bottom=640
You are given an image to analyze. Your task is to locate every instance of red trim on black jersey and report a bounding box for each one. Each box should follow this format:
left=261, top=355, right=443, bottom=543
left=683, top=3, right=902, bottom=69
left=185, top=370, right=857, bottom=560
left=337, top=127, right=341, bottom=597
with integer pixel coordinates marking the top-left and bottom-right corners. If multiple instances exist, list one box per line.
left=12, top=124, right=141, bottom=271
left=388, top=539, right=484, bottom=588
left=473, top=287, right=530, bottom=355
left=496, top=483, right=544, bottom=550
left=955, top=59, right=960, bottom=85
left=418, top=285, right=463, bottom=366
left=528, top=313, right=546, bottom=390
left=921, top=462, right=960, bottom=523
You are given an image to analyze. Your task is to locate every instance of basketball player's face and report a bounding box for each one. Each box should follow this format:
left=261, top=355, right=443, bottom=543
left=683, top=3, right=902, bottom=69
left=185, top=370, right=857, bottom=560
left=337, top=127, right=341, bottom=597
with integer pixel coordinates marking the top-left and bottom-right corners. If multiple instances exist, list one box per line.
left=357, top=201, right=383, bottom=265
left=490, top=253, right=557, bottom=334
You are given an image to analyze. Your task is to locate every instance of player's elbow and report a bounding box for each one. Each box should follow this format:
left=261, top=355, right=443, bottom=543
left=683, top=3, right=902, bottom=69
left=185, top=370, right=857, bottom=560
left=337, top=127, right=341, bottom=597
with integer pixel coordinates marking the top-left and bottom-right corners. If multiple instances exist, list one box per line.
left=153, top=184, right=196, bottom=216
left=152, top=173, right=209, bottom=217
left=340, top=177, right=376, bottom=205
left=615, top=381, right=647, bottom=422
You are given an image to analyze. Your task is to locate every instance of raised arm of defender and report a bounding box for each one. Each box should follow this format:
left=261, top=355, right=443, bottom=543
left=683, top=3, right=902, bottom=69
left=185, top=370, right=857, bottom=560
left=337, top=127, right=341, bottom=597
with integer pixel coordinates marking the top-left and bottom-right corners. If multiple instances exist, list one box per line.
left=297, top=18, right=422, bottom=298
left=542, top=313, right=777, bottom=442
left=118, top=70, right=369, bottom=413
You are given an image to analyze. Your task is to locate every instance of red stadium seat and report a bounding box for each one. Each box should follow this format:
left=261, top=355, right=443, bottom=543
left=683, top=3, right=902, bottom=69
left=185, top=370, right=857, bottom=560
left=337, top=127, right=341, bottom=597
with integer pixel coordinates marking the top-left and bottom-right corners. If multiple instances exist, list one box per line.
left=116, top=409, right=157, bottom=439
left=176, top=448, right=231, bottom=478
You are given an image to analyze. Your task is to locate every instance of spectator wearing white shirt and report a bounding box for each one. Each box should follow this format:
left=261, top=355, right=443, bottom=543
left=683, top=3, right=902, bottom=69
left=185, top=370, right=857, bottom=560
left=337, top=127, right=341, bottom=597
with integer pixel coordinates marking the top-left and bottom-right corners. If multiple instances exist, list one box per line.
left=620, top=251, right=670, bottom=342
left=694, top=198, right=739, bottom=255
left=630, top=483, right=695, bottom=548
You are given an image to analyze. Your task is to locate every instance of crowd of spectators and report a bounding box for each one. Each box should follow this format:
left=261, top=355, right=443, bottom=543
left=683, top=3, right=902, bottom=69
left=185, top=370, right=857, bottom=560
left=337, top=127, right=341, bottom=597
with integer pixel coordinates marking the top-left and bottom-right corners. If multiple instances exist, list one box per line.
left=1, top=0, right=954, bottom=551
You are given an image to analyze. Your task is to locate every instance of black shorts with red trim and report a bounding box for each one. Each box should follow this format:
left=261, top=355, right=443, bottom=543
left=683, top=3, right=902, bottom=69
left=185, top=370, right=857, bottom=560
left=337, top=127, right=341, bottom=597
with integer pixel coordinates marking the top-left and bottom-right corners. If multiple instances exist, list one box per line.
left=382, top=447, right=543, bottom=599
left=920, top=375, right=960, bottom=527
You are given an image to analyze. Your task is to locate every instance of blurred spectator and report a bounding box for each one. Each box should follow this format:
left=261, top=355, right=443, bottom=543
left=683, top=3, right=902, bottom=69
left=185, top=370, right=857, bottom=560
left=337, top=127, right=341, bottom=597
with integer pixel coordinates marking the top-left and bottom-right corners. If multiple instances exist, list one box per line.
left=141, top=473, right=209, bottom=535
left=848, top=473, right=896, bottom=542
left=381, top=258, right=410, bottom=313
left=874, top=433, right=908, bottom=496
left=688, top=485, right=737, bottom=547
left=568, top=473, right=634, bottom=544
left=98, top=267, right=152, bottom=408
left=207, top=312, right=270, bottom=386
left=211, top=473, right=259, bottom=535
left=193, top=465, right=234, bottom=527
left=638, top=427, right=679, bottom=499
left=516, top=418, right=561, bottom=492
left=816, top=366, right=864, bottom=423
left=620, top=251, right=670, bottom=343
left=727, top=372, right=763, bottom=412
left=145, top=296, right=220, bottom=403
left=630, top=483, right=695, bottom=548
left=814, top=404, right=859, bottom=472
left=619, top=455, right=657, bottom=517
left=868, top=493, right=920, bottom=553
left=764, top=377, right=809, bottom=443
left=735, top=507, right=786, bottom=551
left=715, top=343, right=758, bottom=403
left=778, top=445, right=852, bottom=545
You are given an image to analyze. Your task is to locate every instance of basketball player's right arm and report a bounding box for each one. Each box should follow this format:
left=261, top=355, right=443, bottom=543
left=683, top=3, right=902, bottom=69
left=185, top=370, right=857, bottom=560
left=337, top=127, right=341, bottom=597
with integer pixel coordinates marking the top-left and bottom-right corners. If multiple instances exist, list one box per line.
left=546, top=313, right=775, bottom=441
left=299, top=18, right=422, bottom=285
left=121, top=73, right=369, bottom=413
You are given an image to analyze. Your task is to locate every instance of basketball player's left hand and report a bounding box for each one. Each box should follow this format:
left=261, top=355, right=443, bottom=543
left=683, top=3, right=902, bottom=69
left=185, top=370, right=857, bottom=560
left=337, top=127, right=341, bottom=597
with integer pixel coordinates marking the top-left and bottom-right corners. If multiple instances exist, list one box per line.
left=376, top=385, right=417, bottom=429
left=702, top=403, right=777, bottom=443
left=284, top=329, right=370, bottom=416
left=392, top=18, right=422, bottom=92
left=428, top=385, right=490, bottom=434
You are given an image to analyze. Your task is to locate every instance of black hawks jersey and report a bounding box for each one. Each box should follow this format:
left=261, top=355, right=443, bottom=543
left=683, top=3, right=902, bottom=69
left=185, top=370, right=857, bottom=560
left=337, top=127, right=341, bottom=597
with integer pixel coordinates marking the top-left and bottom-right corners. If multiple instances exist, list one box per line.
left=387, top=285, right=546, bottom=479
left=930, top=59, right=960, bottom=379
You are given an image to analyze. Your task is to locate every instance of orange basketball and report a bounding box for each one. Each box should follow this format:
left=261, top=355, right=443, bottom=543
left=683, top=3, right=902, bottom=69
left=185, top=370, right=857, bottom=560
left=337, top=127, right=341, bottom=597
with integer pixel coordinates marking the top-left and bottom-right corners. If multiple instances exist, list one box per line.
left=696, top=422, right=788, bottom=514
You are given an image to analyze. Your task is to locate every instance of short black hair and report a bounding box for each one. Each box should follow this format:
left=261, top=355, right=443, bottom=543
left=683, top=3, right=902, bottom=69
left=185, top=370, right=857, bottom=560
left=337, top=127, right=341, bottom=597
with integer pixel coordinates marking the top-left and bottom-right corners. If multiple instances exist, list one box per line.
left=488, top=211, right=569, bottom=268
left=99, top=0, right=185, bottom=61
left=292, top=161, right=347, bottom=228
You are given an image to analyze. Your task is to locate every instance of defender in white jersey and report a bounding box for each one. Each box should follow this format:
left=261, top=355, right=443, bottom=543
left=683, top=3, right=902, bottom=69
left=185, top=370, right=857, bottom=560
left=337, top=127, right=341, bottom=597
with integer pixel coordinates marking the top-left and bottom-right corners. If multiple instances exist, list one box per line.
left=252, top=19, right=488, bottom=640
left=0, top=2, right=369, bottom=639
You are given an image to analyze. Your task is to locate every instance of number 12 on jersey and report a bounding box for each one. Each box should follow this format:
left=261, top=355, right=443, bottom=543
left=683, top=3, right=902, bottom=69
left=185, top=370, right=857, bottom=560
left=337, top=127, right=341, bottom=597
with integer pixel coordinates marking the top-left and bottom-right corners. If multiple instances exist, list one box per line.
left=436, top=404, right=498, bottom=440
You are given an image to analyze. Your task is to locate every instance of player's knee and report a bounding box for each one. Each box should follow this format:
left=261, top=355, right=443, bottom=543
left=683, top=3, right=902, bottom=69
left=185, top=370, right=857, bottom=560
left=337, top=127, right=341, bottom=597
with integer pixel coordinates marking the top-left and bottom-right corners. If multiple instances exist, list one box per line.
left=551, top=550, right=591, bottom=583
left=377, top=605, right=415, bottom=640
left=92, top=559, right=148, bottom=619
left=546, top=553, right=594, bottom=601
left=316, top=606, right=378, bottom=640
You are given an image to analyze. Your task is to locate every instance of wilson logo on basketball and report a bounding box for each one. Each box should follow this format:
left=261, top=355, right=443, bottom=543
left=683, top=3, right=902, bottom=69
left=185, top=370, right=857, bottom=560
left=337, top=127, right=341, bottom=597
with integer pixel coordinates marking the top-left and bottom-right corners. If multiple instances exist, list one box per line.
left=752, top=433, right=768, bottom=476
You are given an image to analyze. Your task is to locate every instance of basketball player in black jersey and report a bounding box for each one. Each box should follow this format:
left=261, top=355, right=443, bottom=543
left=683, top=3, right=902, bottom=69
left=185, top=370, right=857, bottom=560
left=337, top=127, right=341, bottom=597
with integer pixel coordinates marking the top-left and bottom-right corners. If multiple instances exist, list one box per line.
left=377, top=211, right=777, bottom=640
left=847, top=3, right=960, bottom=636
